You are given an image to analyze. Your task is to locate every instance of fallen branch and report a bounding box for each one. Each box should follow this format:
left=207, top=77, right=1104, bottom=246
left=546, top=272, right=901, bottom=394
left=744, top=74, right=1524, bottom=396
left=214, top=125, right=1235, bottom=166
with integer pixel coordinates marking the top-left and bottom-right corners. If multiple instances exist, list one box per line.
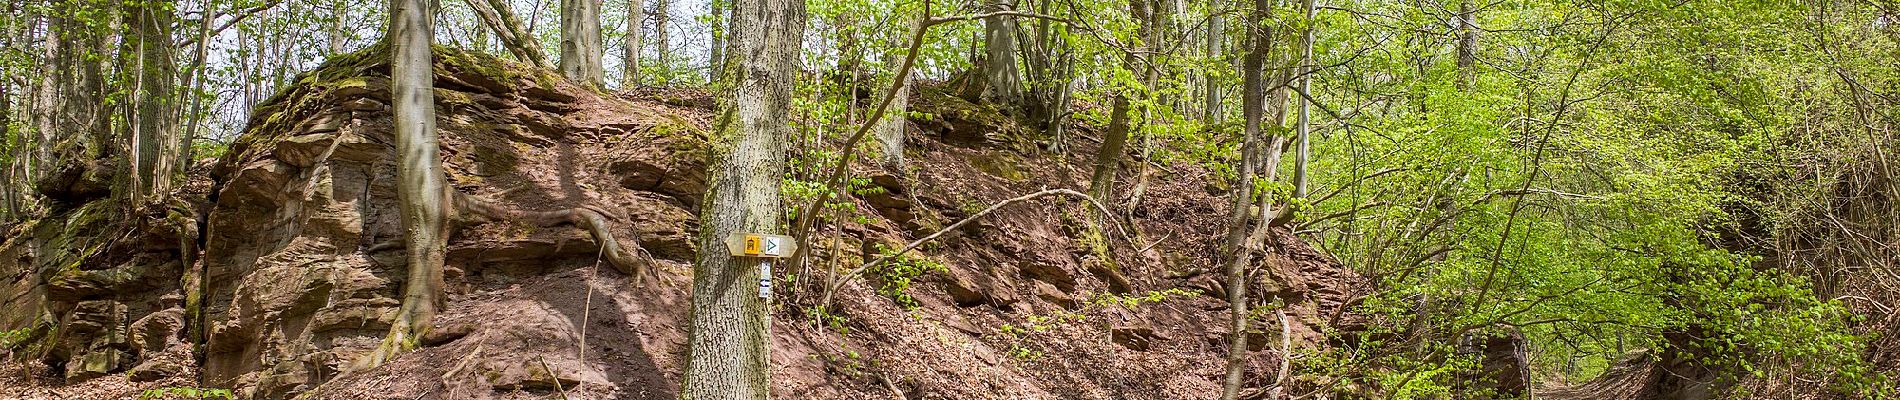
left=537, top=356, right=568, bottom=399
left=820, top=188, right=1122, bottom=306
left=464, top=0, right=549, bottom=68
left=453, top=192, right=652, bottom=282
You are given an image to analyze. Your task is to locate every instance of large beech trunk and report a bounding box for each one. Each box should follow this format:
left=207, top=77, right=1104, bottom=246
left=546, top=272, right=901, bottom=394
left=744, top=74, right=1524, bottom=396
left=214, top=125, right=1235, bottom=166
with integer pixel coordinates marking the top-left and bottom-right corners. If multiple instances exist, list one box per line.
left=680, top=0, right=804, bottom=395
left=623, top=0, right=644, bottom=87
left=981, top=0, right=1022, bottom=105
left=560, top=0, right=605, bottom=87
left=360, top=0, right=448, bottom=370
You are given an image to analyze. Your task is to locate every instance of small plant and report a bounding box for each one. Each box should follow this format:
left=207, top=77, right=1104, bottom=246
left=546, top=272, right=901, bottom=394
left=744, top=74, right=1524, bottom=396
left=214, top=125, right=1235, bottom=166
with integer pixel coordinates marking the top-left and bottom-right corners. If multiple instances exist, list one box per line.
left=812, top=348, right=869, bottom=377
left=1008, top=345, right=1044, bottom=361
left=804, top=306, right=851, bottom=334
left=1087, top=288, right=1200, bottom=310
left=958, top=199, right=986, bottom=216
left=138, top=387, right=235, bottom=400
left=0, top=327, right=30, bottom=349
left=866, top=244, right=947, bottom=309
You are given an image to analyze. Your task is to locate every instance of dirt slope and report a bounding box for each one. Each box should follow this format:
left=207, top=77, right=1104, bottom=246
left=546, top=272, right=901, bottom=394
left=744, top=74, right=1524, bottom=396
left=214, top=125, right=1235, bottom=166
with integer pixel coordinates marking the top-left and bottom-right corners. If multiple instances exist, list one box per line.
left=0, top=45, right=1358, bottom=399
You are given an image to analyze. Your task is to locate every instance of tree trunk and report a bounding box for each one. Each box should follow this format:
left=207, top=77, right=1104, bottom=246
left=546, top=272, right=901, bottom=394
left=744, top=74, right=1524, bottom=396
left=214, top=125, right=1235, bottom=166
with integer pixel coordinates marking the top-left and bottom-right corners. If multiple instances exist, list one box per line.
left=981, top=0, right=1022, bottom=106
left=1203, top=0, right=1224, bottom=123
left=130, top=0, right=178, bottom=203
left=560, top=0, right=605, bottom=87
left=623, top=0, right=644, bottom=87
left=51, top=2, right=111, bottom=160
left=1220, top=0, right=1273, bottom=398
left=877, top=68, right=909, bottom=169
left=1087, top=0, right=1153, bottom=204
left=653, top=0, right=670, bottom=82
left=467, top=0, right=550, bottom=68
left=1456, top=0, right=1476, bottom=89
left=1293, top=0, right=1314, bottom=199
left=329, top=0, right=349, bottom=55
left=361, top=0, right=449, bottom=370
left=1, top=53, right=13, bottom=219
left=680, top=0, right=803, bottom=395
left=1090, top=94, right=1133, bottom=202
left=709, top=0, right=726, bottom=81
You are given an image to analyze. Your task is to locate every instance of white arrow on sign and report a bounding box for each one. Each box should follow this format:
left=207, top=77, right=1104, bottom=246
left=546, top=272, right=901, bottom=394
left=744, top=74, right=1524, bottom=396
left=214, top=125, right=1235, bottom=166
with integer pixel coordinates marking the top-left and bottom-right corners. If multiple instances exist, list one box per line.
left=725, top=232, right=798, bottom=258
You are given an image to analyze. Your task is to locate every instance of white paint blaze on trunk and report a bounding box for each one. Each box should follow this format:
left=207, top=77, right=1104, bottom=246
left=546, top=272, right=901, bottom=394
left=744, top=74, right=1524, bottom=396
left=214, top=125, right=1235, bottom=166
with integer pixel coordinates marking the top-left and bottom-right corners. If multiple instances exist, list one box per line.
left=681, top=0, right=803, bottom=396
left=365, top=0, right=449, bottom=369
left=561, top=0, right=605, bottom=87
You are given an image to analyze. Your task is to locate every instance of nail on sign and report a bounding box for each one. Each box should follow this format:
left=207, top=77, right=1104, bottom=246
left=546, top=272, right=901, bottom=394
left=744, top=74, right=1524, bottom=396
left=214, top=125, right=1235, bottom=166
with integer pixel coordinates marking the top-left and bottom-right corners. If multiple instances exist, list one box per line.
left=725, top=233, right=796, bottom=258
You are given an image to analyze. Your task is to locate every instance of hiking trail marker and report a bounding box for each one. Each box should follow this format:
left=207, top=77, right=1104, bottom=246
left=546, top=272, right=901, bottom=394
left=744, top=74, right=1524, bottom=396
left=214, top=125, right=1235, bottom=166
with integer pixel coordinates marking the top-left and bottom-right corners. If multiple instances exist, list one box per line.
left=726, top=233, right=794, bottom=299
left=725, top=233, right=796, bottom=258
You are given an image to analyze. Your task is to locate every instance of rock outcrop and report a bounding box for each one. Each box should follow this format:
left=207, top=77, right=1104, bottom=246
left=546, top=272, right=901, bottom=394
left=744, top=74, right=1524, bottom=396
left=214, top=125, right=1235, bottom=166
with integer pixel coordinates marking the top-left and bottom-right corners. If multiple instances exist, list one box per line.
left=2, top=44, right=1361, bottom=400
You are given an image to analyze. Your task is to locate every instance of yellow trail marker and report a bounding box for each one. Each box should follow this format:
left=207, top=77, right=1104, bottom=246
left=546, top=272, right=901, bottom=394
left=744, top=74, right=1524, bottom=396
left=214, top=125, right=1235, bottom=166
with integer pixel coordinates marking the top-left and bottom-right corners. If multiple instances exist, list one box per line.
left=725, top=232, right=796, bottom=258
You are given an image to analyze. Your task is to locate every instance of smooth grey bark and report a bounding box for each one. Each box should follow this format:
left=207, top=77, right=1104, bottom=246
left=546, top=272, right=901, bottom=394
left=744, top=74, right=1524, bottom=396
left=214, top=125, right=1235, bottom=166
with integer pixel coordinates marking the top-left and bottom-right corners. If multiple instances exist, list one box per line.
left=709, top=0, right=726, bottom=81
left=981, top=0, right=1022, bottom=105
left=623, top=0, right=644, bottom=87
left=561, top=0, right=605, bottom=87
left=653, top=0, right=670, bottom=82
left=877, top=69, right=910, bottom=169
left=680, top=0, right=804, bottom=395
left=1293, top=0, right=1314, bottom=199
left=1203, top=0, right=1223, bottom=123
left=362, top=0, right=449, bottom=370
left=1220, top=0, right=1273, bottom=398
left=329, top=0, right=348, bottom=55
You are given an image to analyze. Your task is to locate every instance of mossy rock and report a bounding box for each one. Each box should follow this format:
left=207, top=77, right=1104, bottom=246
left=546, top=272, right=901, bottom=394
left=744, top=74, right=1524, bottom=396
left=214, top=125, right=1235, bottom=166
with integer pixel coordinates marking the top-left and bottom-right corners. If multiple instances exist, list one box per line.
left=971, top=152, right=1028, bottom=181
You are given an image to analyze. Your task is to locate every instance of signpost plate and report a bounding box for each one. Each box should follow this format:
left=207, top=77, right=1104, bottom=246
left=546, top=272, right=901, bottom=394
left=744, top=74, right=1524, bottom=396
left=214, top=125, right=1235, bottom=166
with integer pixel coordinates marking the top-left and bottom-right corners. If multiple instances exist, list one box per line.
left=725, top=232, right=796, bottom=258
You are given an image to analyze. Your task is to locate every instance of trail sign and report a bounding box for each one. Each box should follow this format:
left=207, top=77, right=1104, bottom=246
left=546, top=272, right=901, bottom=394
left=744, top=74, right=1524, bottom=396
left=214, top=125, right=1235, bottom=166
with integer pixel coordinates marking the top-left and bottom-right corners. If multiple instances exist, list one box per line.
left=725, top=233, right=796, bottom=258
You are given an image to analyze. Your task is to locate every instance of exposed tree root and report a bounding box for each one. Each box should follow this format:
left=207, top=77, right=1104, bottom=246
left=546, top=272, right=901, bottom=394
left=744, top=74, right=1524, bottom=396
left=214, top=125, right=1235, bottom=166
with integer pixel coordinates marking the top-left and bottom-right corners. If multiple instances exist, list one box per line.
left=452, top=192, right=652, bottom=283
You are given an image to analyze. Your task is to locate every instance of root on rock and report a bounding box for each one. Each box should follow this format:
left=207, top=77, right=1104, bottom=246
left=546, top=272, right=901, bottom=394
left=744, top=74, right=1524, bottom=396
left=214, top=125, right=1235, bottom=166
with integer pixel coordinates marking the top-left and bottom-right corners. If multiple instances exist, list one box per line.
left=452, top=192, right=653, bottom=282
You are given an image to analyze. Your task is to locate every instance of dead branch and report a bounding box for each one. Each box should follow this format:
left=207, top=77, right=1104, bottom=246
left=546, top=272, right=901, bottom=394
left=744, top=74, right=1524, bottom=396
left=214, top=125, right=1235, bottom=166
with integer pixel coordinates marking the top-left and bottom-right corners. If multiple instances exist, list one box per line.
left=820, top=188, right=1122, bottom=306
left=789, top=0, right=1068, bottom=261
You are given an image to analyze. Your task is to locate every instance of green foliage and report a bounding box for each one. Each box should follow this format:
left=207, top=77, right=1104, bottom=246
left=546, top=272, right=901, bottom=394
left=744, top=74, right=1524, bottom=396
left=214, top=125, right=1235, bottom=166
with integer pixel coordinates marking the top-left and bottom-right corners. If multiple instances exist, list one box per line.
left=865, top=244, right=946, bottom=309
left=804, top=306, right=851, bottom=335
left=0, top=327, right=31, bottom=349
left=137, top=387, right=235, bottom=400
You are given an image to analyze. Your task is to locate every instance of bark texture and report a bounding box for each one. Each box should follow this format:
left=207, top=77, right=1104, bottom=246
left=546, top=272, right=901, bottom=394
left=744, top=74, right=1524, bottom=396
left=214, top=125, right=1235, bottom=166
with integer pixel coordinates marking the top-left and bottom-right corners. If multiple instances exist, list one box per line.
left=129, top=0, right=178, bottom=204
left=560, top=0, right=605, bottom=87
left=1220, top=0, right=1273, bottom=397
left=623, top=0, right=645, bottom=87
left=654, top=0, right=671, bottom=81
left=467, top=0, right=549, bottom=68
left=876, top=69, right=910, bottom=169
left=362, top=0, right=449, bottom=370
left=981, top=0, right=1023, bottom=105
left=680, top=0, right=805, bottom=395
left=1087, top=0, right=1152, bottom=203
left=1203, top=1, right=1224, bottom=123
